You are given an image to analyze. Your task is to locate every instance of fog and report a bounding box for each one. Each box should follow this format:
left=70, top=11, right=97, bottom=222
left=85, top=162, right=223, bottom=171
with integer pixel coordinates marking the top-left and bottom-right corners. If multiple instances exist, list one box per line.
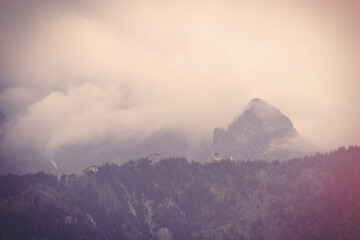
left=0, top=0, right=359, bottom=172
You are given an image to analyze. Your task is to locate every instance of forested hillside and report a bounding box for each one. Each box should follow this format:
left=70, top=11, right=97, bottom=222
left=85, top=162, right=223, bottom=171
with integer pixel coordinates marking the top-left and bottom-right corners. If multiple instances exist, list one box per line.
left=1, top=146, right=360, bottom=240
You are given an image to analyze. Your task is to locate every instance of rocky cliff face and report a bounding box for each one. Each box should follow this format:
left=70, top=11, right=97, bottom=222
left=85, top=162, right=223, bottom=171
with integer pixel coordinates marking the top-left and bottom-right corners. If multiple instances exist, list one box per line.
left=211, top=98, right=315, bottom=161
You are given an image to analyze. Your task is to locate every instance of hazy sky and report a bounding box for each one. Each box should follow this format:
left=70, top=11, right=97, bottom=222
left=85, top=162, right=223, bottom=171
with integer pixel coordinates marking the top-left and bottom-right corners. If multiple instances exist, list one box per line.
left=0, top=0, right=359, bottom=163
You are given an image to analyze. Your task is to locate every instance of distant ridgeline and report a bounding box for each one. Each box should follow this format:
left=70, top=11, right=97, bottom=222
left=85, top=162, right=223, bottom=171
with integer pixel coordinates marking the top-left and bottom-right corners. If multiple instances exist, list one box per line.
left=1, top=146, right=360, bottom=240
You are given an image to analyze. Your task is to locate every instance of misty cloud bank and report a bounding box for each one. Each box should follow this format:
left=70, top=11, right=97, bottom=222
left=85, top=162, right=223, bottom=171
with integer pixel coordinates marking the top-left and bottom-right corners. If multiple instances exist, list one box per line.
left=0, top=0, right=359, bottom=173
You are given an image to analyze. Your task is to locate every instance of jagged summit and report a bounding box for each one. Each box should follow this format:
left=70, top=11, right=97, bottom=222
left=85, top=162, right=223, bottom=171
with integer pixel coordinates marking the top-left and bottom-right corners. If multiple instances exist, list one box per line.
left=230, top=98, right=297, bottom=139
left=212, top=98, right=315, bottom=161
left=246, top=98, right=283, bottom=118
left=248, top=97, right=267, bottom=107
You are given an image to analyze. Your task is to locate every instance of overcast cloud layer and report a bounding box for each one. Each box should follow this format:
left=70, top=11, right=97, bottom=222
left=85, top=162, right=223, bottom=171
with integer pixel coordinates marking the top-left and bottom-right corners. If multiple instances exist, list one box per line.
left=0, top=0, right=359, bottom=170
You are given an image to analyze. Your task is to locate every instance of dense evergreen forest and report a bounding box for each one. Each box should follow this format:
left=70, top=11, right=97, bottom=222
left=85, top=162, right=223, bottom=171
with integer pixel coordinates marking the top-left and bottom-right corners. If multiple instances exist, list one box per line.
left=1, top=146, right=360, bottom=240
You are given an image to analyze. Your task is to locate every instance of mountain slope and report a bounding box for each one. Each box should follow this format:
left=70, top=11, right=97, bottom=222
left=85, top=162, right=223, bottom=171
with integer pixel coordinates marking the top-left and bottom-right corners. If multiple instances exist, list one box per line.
left=1, top=146, right=360, bottom=240
left=212, top=98, right=316, bottom=161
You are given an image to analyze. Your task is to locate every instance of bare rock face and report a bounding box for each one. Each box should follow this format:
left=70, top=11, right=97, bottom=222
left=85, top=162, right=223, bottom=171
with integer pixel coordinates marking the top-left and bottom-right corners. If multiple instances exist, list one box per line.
left=211, top=98, right=316, bottom=161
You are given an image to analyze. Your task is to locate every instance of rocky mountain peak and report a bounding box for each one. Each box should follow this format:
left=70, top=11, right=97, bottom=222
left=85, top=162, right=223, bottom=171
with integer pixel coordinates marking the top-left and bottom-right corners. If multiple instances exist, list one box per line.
left=212, top=99, right=315, bottom=161
left=229, top=98, right=297, bottom=140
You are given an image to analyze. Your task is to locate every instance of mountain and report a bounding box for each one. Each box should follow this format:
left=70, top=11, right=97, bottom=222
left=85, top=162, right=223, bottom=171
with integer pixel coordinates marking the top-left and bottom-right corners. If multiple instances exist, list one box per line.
left=51, top=129, right=189, bottom=174
left=0, top=127, right=189, bottom=175
left=1, top=146, right=360, bottom=240
left=211, top=98, right=316, bottom=161
left=0, top=99, right=316, bottom=174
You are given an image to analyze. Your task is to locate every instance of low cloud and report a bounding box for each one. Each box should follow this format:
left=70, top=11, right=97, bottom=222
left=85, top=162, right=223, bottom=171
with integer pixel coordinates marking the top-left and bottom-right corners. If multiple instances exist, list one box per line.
left=0, top=0, right=359, bottom=172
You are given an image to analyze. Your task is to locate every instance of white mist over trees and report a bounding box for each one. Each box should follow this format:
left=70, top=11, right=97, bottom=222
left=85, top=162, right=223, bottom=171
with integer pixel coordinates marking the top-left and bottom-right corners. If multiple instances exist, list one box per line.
left=0, top=98, right=316, bottom=174
left=0, top=0, right=359, bottom=172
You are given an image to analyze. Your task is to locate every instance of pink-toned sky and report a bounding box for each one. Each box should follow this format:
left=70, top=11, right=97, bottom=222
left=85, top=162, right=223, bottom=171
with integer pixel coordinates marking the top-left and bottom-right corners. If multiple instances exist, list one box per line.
left=0, top=0, right=359, bottom=160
